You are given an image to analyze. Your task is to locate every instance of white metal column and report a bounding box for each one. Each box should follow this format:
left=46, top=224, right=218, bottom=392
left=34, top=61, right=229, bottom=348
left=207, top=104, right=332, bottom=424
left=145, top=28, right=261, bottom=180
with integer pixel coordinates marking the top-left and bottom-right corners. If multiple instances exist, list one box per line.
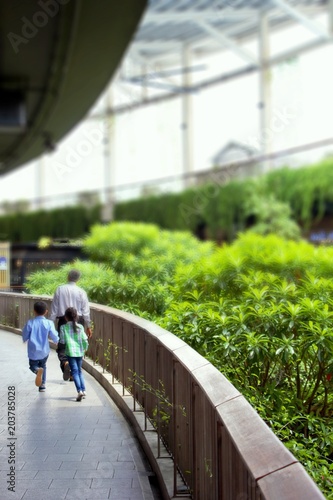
left=102, top=85, right=116, bottom=222
left=259, top=11, right=272, bottom=173
left=330, top=0, right=333, bottom=34
left=181, top=45, right=194, bottom=188
left=36, top=155, right=45, bottom=209
left=141, top=64, right=148, bottom=101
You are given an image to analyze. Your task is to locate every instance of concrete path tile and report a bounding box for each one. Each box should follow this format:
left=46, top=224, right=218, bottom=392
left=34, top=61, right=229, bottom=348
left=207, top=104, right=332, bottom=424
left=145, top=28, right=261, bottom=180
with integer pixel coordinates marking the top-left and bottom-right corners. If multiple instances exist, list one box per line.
left=0, top=329, right=162, bottom=500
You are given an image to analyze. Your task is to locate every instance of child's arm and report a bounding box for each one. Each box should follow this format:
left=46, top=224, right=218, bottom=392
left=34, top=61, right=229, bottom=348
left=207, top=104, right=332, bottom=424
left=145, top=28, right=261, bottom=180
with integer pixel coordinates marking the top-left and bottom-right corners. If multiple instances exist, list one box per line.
left=48, top=321, right=59, bottom=344
left=22, top=321, right=31, bottom=342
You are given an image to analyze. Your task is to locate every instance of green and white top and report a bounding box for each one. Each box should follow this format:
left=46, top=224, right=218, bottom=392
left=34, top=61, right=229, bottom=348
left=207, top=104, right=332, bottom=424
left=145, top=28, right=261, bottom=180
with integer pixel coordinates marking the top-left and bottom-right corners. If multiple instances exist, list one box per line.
left=59, top=322, right=88, bottom=357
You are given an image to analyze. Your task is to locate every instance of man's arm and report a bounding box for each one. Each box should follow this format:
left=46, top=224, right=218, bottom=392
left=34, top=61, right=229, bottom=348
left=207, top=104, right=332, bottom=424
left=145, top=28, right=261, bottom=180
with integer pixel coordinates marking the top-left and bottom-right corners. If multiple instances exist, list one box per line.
left=49, top=287, right=60, bottom=322
left=80, top=289, right=92, bottom=337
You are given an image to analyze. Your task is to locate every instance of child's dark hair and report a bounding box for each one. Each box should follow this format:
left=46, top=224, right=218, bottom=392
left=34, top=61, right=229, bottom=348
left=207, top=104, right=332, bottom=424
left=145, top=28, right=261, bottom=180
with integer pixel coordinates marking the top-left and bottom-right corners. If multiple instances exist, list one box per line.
left=34, top=301, right=47, bottom=316
left=64, top=307, right=79, bottom=332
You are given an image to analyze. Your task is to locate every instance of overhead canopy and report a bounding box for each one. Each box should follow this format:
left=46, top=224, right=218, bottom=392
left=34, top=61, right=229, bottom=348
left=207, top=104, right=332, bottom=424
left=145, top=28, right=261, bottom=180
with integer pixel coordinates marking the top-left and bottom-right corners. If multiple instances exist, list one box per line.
left=90, top=0, right=332, bottom=117
left=133, top=0, right=330, bottom=62
left=0, top=0, right=147, bottom=175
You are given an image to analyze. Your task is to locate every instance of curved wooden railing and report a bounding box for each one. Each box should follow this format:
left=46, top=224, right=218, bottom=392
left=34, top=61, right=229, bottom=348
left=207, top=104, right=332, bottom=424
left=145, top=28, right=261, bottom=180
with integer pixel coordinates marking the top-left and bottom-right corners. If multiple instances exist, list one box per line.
left=0, top=292, right=325, bottom=500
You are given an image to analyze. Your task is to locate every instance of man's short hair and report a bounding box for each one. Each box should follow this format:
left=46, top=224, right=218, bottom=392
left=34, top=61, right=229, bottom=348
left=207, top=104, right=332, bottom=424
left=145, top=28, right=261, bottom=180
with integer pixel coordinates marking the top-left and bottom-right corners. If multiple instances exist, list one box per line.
left=68, top=269, right=81, bottom=282
left=34, top=301, right=47, bottom=315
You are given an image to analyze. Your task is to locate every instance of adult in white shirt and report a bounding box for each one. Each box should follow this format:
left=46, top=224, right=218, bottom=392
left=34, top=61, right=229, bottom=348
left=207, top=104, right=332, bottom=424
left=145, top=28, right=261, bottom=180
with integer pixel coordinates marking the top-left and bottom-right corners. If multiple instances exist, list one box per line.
left=50, top=269, right=92, bottom=380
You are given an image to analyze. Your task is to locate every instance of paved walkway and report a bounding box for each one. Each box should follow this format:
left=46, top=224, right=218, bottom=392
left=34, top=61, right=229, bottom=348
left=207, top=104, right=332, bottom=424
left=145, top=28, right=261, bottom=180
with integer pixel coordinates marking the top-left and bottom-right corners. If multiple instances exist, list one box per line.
left=0, top=330, right=162, bottom=500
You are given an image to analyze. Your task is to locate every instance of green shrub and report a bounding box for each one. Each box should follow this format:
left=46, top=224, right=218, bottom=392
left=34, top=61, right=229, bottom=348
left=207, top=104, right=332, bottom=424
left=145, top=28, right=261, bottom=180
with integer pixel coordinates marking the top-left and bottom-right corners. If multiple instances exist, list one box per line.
left=28, top=222, right=214, bottom=315
left=114, top=159, right=333, bottom=241
left=83, top=221, right=214, bottom=279
left=0, top=205, right=101, bottom=242
left=27, top=224, right=333, bottom=496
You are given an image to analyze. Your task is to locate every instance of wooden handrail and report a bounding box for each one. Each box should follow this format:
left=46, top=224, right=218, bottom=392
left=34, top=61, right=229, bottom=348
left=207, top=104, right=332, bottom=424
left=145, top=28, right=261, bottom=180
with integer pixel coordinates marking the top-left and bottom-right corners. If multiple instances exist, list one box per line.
left=0, top=292, right=325, bottom=499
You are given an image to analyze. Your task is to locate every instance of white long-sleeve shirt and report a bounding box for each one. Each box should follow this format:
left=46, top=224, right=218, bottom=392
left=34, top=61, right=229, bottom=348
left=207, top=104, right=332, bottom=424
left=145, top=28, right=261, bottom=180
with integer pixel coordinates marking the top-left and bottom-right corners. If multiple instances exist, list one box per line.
left=50, top=281, right=91, bottom=326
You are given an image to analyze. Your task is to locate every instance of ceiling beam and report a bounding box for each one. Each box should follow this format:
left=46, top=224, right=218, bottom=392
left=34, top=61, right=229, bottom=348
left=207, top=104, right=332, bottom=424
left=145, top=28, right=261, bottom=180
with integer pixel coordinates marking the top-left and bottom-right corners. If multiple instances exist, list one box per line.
left=196, top=19, right=258, bottom=65
left=125, top=53, right=195, bottom=94
left=272, top=0, right=331, bottom=40
left=90, top=32, right=333, bottom=119
left=144, top=9, right=258, bottom=23
left=120, top=78, right=191, bottom=93
left=125, top=62, right=206, bottom=80
left=133, top=41, right=182, bottom=50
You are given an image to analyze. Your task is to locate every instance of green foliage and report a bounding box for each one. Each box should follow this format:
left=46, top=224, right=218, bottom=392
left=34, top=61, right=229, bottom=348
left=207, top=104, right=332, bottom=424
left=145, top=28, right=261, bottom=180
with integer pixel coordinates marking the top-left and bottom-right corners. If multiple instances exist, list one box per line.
left=0, top=204, right=101, bottom=242
left=156, top=232, right=333, bottom=496
left=28, top=222, right=214, bottom=316
left=265, top=158, right=333, bottom=229
left=26, top=259, right=169, bottom=315
left=84, top=222, right=161, bottom=259
left=170, top=233, right=333, bottom=303
left=3, top=158, right=333, bottom=244
left=83, top=221, right=214, bottom=280
left=243, top=192, right=301, bottom=240
left=96, top=338, right=128, bottom=373
left=115, top=158, right=333, bottom=241
left=27, top=223, right=333, bottom=496
left=114, top=191, right=193, bottom=230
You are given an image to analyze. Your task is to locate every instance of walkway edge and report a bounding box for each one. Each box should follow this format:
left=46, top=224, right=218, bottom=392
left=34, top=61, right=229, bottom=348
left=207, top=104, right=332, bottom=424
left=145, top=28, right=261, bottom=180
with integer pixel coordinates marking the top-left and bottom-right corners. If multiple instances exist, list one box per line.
left=1, top=325, right=183, bottom=500
left=82, top=357, right=187, bottom=500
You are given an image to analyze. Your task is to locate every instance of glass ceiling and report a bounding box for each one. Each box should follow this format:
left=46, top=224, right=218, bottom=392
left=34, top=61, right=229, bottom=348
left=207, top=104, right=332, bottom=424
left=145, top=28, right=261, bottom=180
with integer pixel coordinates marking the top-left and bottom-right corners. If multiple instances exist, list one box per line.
left=132, top=0, right=329, bottom=62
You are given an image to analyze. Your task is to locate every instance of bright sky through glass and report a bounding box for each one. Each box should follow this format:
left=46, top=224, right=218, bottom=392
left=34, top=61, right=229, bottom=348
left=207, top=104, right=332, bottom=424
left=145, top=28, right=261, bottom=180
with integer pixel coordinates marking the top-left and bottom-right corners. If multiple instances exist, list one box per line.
left=1, top=14, right=333, bottom=205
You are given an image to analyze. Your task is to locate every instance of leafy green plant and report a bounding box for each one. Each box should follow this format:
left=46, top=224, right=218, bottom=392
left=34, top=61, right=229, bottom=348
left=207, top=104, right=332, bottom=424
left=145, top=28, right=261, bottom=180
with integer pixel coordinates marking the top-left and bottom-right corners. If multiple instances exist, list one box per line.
left=27, top=223, right=333, bottom=497
left=114, top=158, right=333, bottom=241
left=3, top=157, right=333, bottom=244
left=243, top=192, right=301, bottom=240
left=95, top=338, right=128, bottom=373
left=0, top=204, right=101, bottom=242
left=129, top=371, right=186, bottom=432
left=84, top=221, right=214, bottom=275
left=154, top=232, right=333, bottom=496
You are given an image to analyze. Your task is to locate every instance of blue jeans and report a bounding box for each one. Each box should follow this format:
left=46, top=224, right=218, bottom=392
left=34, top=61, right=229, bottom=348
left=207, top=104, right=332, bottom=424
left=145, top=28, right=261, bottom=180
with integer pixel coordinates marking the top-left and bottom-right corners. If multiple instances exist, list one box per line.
left=68, top=357, right=85, bottom=393
left=29, top=356, right=48, bottom=385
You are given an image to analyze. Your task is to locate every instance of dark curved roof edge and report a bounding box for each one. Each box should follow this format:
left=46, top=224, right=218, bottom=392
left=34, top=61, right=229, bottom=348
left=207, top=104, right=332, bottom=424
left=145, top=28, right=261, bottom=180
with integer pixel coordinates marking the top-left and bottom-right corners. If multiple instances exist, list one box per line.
left=0, top=0, right=147, bottom=175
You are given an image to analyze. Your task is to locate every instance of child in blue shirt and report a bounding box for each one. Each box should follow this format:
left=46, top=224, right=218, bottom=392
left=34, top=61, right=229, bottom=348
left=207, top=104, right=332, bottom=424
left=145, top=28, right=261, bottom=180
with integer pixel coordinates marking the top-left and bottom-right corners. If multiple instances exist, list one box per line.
left=22, top=301, right=59, bottom=392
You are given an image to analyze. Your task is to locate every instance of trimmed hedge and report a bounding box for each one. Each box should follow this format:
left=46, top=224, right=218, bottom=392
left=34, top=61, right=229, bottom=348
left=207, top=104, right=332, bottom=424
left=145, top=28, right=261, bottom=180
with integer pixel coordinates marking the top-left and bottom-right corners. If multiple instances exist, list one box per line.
left=2, top=157, right=333, bottom=243
left=0, top=205, right=101, bottom=242
left=114, top=158, right=333, bottom=240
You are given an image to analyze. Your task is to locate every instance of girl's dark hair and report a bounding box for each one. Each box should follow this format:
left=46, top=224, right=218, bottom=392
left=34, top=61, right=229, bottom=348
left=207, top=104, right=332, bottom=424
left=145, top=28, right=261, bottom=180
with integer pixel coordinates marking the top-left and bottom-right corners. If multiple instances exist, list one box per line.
left=64, top=307, right=78, bottom=332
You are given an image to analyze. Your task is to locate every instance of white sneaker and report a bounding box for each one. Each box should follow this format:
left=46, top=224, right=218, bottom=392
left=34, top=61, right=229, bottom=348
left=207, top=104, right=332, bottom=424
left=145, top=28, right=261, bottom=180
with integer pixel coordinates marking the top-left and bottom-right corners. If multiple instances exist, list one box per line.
left=82, top=391, right=86, bottom=398
left=76, top=392, right=83, bottom=402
